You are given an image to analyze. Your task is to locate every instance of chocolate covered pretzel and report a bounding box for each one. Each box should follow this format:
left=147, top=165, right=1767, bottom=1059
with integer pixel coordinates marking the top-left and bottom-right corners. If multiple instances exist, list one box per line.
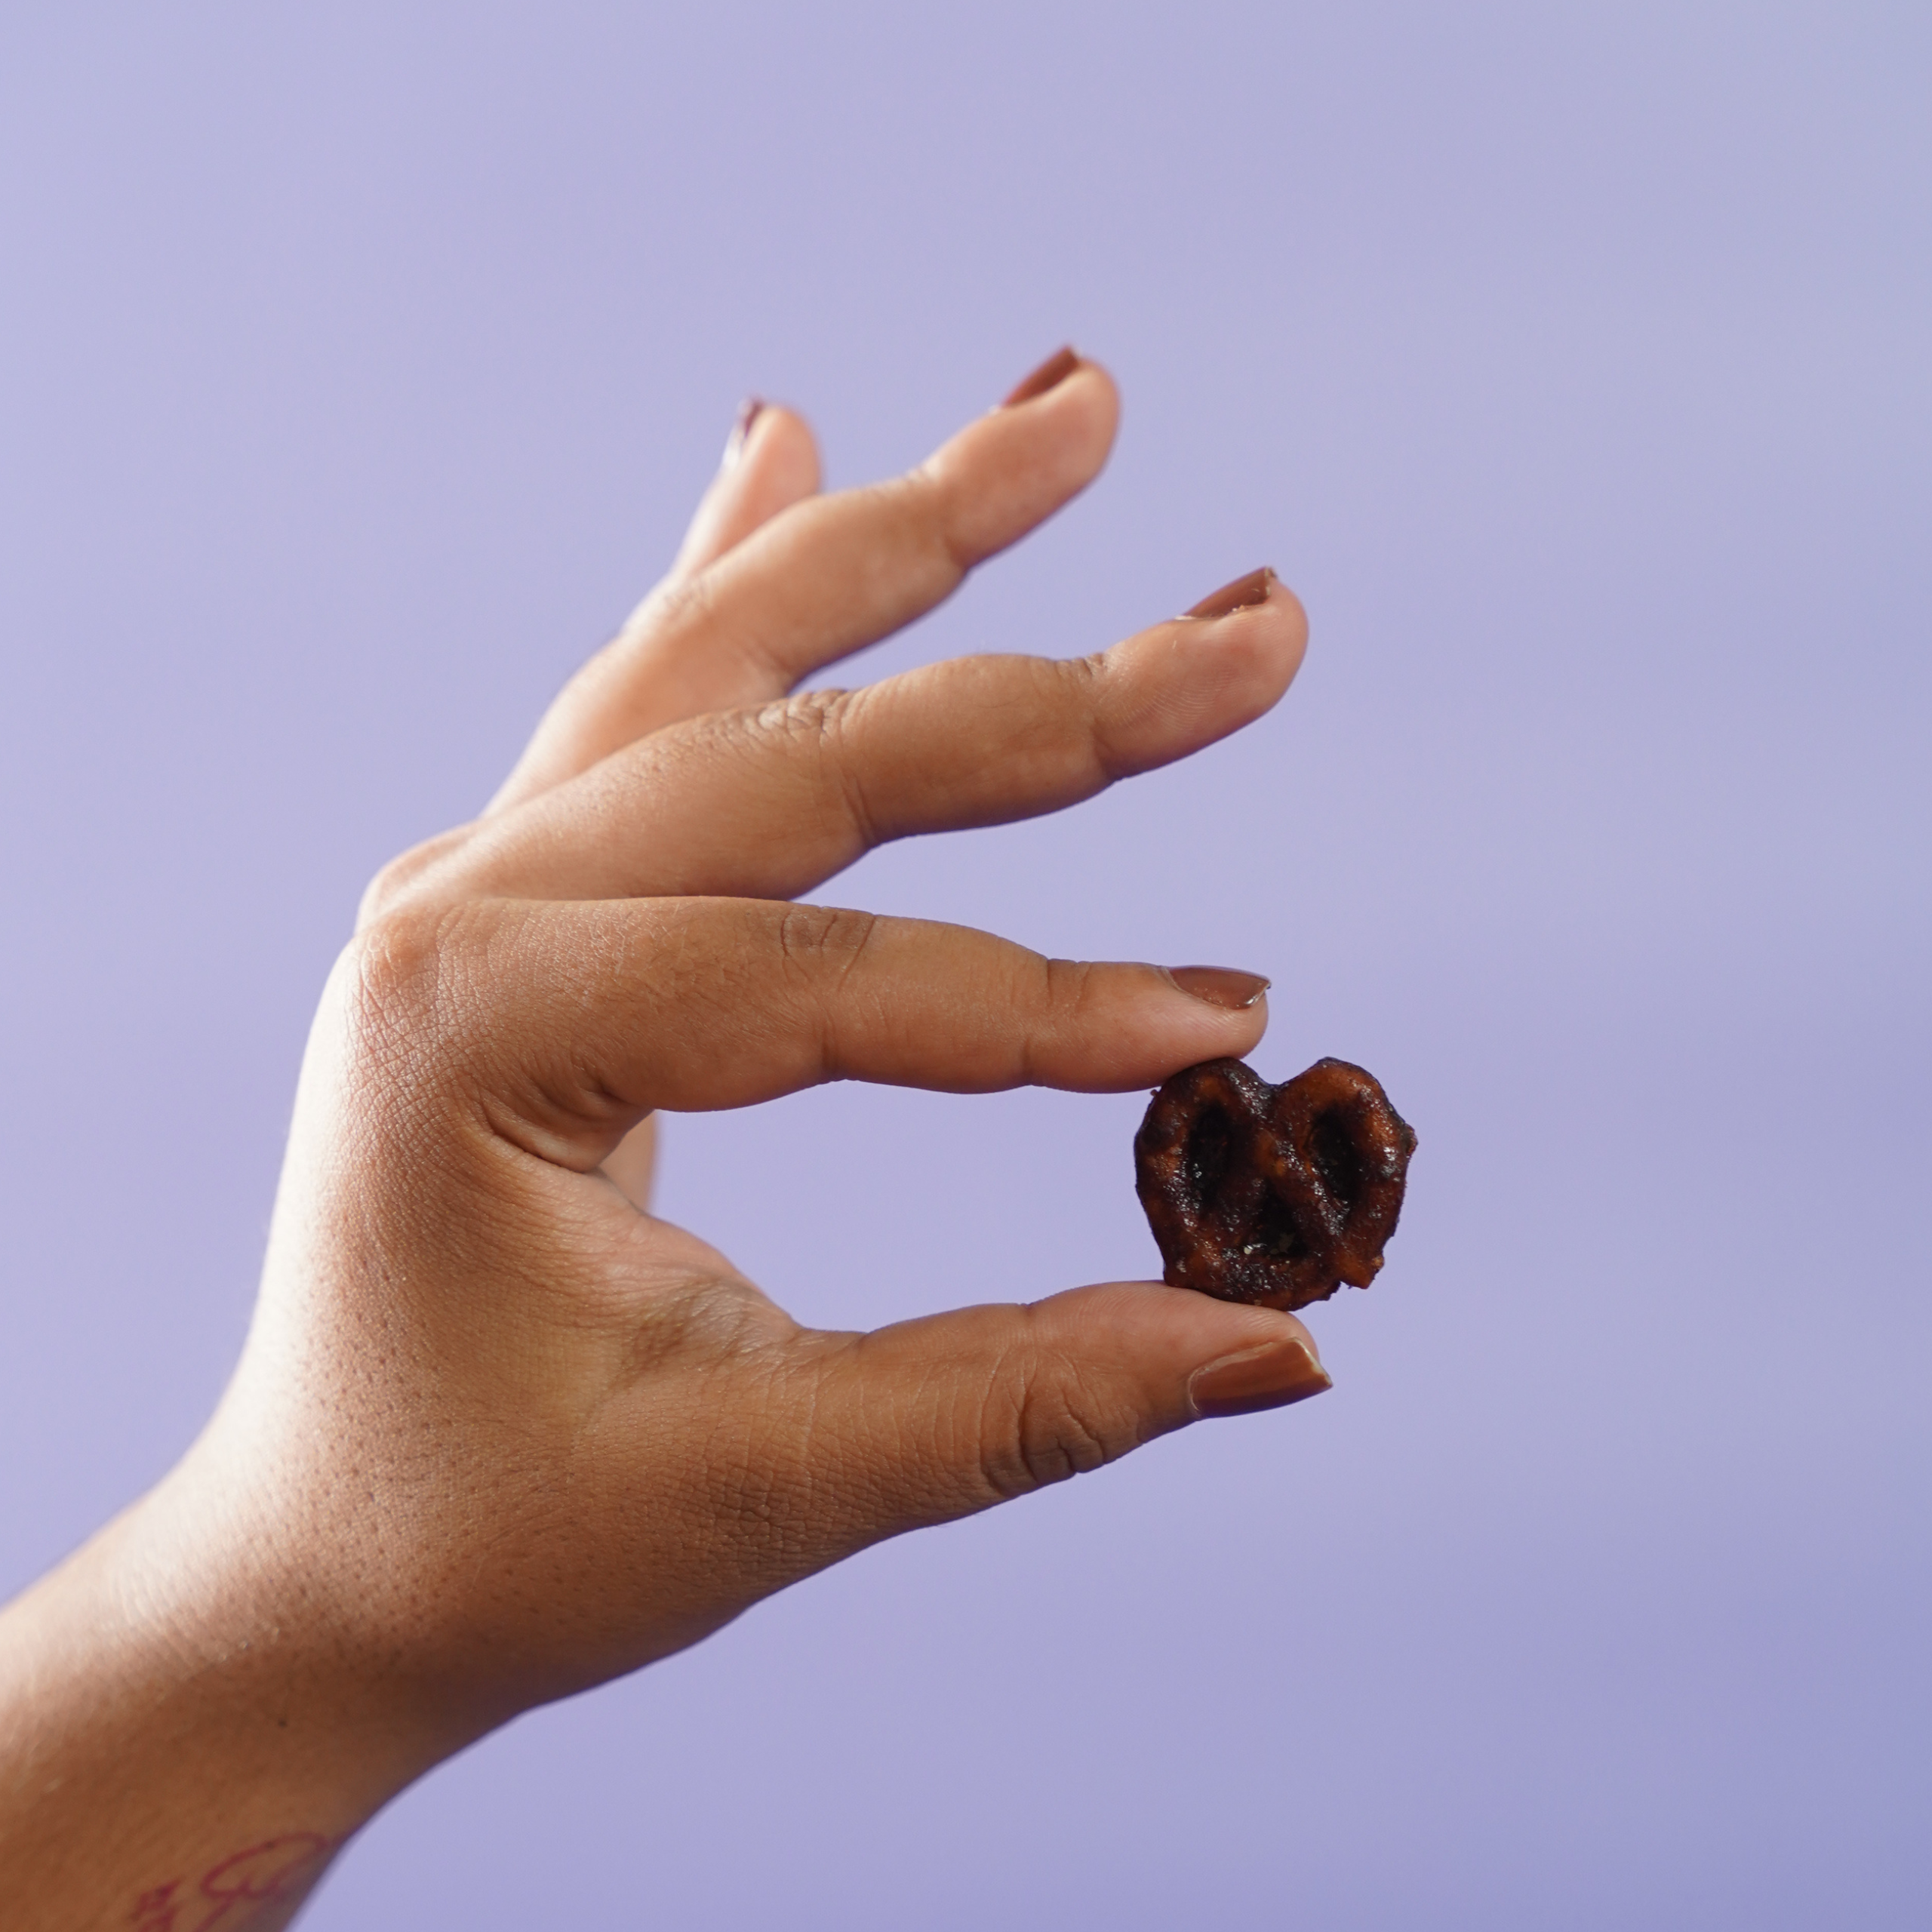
left=1135, top=1057, right=1416, bottom=1310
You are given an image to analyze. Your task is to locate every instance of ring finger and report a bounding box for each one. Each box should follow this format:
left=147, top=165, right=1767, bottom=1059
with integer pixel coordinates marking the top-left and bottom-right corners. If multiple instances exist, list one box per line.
left=490, top=352, right=1119, bottom=813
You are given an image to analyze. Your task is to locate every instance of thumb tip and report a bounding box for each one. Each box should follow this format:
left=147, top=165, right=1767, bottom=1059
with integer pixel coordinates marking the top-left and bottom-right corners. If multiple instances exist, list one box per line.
left=1032, top=1281, right=1327, bottom=1422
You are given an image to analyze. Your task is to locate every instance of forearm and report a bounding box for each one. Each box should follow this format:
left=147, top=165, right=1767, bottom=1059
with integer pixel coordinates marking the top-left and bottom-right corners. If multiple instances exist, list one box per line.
left=0, top=1481, right=440, bottom=1932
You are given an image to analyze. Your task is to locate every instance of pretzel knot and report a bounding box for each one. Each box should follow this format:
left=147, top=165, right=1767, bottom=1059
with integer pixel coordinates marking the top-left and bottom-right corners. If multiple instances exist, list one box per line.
left=1134, top=1057, right=1417, bottom=1311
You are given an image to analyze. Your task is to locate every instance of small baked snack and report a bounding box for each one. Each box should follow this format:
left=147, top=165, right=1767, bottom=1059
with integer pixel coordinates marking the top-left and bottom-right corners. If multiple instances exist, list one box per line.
left=1134, top=1057, right=1416, bottom=1310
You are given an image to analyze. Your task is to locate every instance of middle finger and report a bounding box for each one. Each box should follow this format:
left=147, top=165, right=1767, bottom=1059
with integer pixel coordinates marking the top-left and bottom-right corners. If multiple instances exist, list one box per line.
left=403, top=571, right=1303, bottom=910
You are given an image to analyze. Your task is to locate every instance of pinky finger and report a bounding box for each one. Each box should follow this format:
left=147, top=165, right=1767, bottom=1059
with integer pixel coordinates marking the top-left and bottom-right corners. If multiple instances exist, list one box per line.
left=482, top=403, right=823, bottom=819
left=667, top=401, right=823, bottom=583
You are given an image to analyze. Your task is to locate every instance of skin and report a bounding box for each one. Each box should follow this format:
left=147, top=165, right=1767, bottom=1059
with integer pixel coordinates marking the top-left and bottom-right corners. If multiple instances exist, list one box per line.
left=0, top=355, right=1324, bottom=1930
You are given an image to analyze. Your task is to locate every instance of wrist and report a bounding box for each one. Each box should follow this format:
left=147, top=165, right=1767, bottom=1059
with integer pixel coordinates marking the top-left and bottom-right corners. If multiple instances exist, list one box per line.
left=0, top=1449, right=459, bottom=1928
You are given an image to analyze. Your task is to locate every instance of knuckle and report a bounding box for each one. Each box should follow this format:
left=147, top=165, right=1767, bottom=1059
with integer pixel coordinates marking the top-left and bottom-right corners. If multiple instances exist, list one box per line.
left=643, top=560, right=722, bottom=640
left=1059, top=651, right=1130, bottom=778
left=792, top=685, right=854, bottom=744
left=1050, top=648, right=1107, bottom=705
left=975, top=1353, right=1134, bottom=1501
left=1034, top=952, right=1093, bottom=1021
left=761, top=685, right=851, bottom=764
left=880, top=464, right=972, bottom=582
left=691, top=688, right=861, bottom=796
left=1050, top=952, right=1103, bottom=1006
left=770, top=903, right=881, bottom=1075
left=675, top=702, right=764, bottom=774
left=335, top=897, right=488, bottom=1076
left=1002, top=651, right=1115, bottom=788
left=356, top=825, right=472, bottom=930
left=783, top=686, right=884, bottom=849
left=669, top=703, right=760, bottom=781
left=773, top=902, right=878, bottom=985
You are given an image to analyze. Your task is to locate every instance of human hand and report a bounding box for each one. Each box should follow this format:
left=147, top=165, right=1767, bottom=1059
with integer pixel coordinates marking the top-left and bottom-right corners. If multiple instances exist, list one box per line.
left=0, top=351, right=1321, bottom=1924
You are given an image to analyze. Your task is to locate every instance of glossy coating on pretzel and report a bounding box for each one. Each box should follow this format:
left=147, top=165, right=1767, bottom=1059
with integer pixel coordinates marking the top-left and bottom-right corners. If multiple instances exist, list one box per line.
left=1134, top=1057, right=1417, bottom=1310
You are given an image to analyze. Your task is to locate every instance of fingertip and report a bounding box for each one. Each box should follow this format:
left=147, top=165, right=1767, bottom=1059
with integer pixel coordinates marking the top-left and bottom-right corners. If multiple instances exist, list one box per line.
left=1027, top=1282, right=1325, bottom=1431
left=1267, top=574, right=1312, bottom=667
left=677, top=402, right=823, bottom=576
left=924, top=358, right=1119, bottom=563
left=721, top=395, right=765, bottom=469
left=1000, top=345, right=1081, bottom=407
left=1177, top=568, right=1309, bottom=669
left=1038, top=958, right=1269, bottom=1091
left=1036, top=1280, right=1312, bottom=1356
left=1217, top=580, right=1309, bottom=712
left=996, top=346, right=1120, bottom=436
left=983, top=353, right=1118, bottom=465
left=1154, top=960, right=1273, bottom=1060
left=1164, top=966, right=1270, bottom=1011
left=1186, top=1326, right=1333, bottom=1418
left=1203, top=570, right=1306, bottom=669
left=733, top=401, right=823, bottom=504
left=1045, top=357, right=1121, bottom=470
left=1090, top=583, right=1308, bottom=781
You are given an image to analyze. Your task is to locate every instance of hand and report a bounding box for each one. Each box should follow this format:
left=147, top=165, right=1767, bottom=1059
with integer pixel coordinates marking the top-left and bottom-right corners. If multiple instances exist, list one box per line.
left=0, top=351, right=1321, bottom=1927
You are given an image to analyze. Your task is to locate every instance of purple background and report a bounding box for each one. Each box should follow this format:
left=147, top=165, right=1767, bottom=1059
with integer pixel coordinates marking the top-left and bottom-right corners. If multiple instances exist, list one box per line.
left=3, top=4, right=1928, bottom=1924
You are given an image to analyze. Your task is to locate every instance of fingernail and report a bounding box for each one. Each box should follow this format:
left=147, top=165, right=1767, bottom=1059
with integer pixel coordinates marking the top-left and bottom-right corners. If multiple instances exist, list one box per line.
left=1001, top=346, right=1081, bottom=408
left=1184, top=567, right=1276, bottom=620
left=1168, top=965, right=1270, bottom=1011
left=1189, top=1336, right=1333, bottom=1419
left=723, top=396, right=765, bottom=469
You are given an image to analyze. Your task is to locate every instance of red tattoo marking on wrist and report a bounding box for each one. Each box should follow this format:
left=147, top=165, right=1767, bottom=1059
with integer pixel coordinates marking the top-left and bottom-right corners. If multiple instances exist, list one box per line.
left=132, top=1882, right=182, bottom=1930
left=131, top=1834, right=339, bottom=1931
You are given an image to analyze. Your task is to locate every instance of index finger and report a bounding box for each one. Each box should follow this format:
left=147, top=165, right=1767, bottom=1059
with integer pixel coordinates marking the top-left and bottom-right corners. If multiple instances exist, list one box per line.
left=355, top=896, right=1269, bottom=1172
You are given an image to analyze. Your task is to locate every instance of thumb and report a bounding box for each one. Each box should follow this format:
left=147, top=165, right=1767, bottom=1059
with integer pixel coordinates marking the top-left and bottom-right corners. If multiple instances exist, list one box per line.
left=798, top=1283, right=1332, bottom=1543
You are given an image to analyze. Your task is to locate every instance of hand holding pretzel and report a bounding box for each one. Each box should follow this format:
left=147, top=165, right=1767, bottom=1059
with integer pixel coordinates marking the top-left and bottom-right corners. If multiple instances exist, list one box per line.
left=0, top=352, right=1324, bottom=1928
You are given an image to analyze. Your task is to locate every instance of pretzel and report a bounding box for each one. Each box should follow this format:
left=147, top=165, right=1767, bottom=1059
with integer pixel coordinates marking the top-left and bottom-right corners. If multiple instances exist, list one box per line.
left=1134, top=1057, right=1416, bottom=1310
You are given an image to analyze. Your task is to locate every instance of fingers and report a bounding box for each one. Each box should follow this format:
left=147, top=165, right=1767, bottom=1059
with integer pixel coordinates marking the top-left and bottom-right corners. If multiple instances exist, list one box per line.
left=491, top=354, right=1119, bottom=813
left=667, top=402, right=823, bottom=583
left=420, top=572, right=1306, bottom=906
left=361, top=896, right=1267, bottom=1170
left=778, top=1284, right=1331, bottom=1552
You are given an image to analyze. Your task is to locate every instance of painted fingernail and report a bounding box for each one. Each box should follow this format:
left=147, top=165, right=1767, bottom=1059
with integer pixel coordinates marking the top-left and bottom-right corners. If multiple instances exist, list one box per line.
left=1184, top=567, right=1276, bottom=620
left=1001, top=346, right=1081, bottom=407
left=1189, top=1335, right=1333, bottom=1419
left=1168, top=965, right=1270, bottom=1011
left=723, top=396, right=765, bottom=469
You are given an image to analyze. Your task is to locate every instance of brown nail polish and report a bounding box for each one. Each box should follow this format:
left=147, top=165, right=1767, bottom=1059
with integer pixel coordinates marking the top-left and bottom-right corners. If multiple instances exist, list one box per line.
left=1168, top=965, right=1270, bottom=1011
left=1189, top=1336, right=1333, bottom=1419
left=1001, top=346, right=1081, bottom=408
left=723, top=396, right=765, bottom=468
left=1184, top=566, right=1276, bottom=620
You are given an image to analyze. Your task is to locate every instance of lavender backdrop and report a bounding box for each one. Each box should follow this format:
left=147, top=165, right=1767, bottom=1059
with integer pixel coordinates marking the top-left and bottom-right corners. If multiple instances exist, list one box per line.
left=2, top=4, right=1927, bottom=1925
